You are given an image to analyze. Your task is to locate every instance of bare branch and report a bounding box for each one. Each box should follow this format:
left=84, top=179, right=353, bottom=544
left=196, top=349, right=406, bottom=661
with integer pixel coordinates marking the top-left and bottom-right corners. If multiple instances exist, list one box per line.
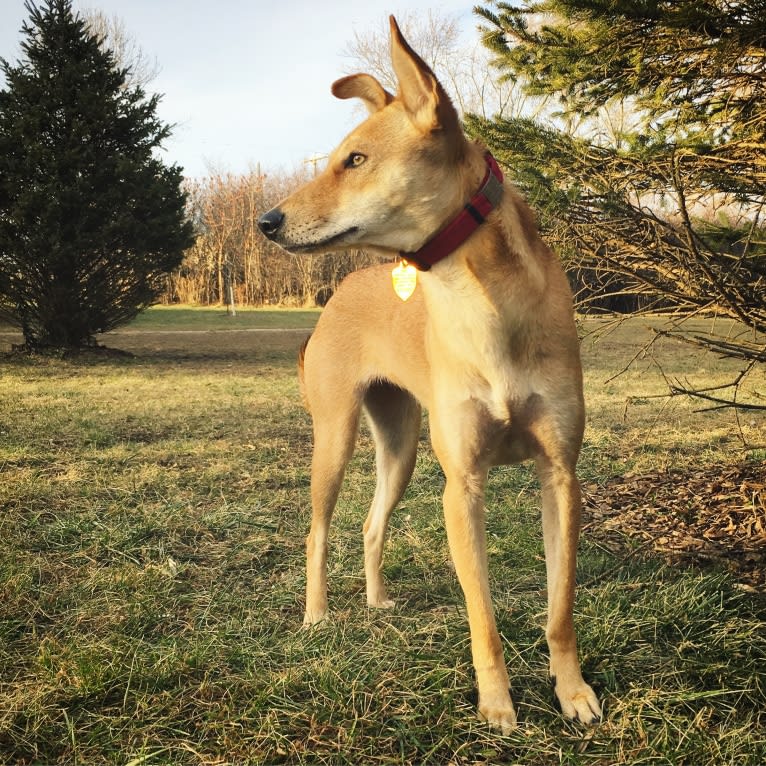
left=82, top=8, right=160, bottom=89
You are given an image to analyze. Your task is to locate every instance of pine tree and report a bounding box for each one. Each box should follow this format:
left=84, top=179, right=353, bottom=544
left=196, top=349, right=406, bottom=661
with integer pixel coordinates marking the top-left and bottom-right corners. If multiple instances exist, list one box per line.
left=0, top=0, right=194, bottom=351
left=470, top=1, right=766, bottom=406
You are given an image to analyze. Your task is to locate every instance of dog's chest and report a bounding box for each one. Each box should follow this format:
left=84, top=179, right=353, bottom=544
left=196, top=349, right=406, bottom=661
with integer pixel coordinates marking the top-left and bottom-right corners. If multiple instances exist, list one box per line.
left=428, top=311, right=541, bottom=413
left=420, top=266, right=573, bottom=457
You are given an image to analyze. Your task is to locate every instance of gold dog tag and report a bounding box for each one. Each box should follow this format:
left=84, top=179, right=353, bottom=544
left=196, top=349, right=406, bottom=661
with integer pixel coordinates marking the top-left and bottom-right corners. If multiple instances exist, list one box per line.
left=391, top=259, right=417, bottom=301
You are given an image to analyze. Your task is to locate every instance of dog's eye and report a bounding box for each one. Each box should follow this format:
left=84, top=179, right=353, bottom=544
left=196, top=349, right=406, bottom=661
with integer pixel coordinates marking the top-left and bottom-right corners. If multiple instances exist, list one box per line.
left=344, top=152, right=366, bottom=169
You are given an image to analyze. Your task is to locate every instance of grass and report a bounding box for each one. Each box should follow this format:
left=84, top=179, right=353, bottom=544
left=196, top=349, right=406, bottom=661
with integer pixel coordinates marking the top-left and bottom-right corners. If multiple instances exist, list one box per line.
left=0, top=308, right=764, bottom=764
left=124, top=305, right=321, bottom=332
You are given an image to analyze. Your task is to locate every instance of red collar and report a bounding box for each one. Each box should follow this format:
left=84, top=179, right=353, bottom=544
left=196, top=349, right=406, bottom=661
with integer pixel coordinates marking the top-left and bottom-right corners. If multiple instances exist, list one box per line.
left=400, top=152, right=504, bottom=271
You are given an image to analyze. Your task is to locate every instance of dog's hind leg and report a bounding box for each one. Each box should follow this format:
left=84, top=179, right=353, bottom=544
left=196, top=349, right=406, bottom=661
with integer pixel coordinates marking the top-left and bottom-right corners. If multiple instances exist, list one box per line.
left=362, top=383, right=422, bottom=609
left=536, top=455, right=602, bottom=723
left=303, top=398, right=362, bottom=626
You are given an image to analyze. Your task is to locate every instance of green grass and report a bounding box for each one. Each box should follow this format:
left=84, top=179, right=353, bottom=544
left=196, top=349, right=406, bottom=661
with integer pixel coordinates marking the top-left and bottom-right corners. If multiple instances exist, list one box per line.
left=126, top=305, right=321, bottom=331
left=0, top=311, right=764, bottom=764
left=0, top=305, right=321, bottom=337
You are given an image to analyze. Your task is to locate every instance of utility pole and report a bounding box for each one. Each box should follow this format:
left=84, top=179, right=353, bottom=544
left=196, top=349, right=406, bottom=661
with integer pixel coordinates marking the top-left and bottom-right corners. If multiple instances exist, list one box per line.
left=303, top=154, right=327, bottom=177
left=224, top=259, right=236, bottom=317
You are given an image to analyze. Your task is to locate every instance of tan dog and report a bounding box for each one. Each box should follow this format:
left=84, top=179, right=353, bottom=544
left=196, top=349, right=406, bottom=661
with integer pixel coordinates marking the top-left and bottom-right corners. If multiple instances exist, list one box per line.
left=258, top=16, right=601, bottom=732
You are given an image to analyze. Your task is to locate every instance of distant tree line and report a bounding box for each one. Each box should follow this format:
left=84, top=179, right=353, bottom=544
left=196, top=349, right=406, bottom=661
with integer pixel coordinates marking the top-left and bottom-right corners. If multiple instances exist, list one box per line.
left=163, top=169, right=384, bottom=308
left=162, top=163, right=648, bottom=312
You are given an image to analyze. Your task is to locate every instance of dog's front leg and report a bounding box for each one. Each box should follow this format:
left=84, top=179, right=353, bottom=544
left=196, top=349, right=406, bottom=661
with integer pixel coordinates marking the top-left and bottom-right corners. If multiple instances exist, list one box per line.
left=431, top=414, right=516, bottom=733
left=443, top=469, right=515, bottom=732
left=537, top=458, right=602, bottom=723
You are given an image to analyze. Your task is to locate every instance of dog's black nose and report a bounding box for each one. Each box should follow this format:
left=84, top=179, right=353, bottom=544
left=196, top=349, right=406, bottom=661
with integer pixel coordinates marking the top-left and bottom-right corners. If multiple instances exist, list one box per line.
left=258, top=208, right=285, bottom=238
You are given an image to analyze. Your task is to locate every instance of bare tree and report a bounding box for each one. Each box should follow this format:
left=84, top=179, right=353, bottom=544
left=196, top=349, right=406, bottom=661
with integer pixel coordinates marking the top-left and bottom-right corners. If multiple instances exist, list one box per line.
left=342, top=10, right=539, bottom=121
left=165, top=168, right=383, bottom=307
left=82, top=8, right=159, bottom=89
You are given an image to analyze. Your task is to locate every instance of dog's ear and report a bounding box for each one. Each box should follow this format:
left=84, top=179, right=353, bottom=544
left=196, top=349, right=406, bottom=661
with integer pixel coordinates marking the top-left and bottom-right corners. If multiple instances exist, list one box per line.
left=332, top=74, right=394, bottom=114
left=389, top=15, right=462, bottom=148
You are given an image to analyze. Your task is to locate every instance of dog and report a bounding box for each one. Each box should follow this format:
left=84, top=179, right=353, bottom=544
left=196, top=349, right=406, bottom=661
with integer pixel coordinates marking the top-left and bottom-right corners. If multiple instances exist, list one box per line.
left=258, top=16, right=601, bottom=733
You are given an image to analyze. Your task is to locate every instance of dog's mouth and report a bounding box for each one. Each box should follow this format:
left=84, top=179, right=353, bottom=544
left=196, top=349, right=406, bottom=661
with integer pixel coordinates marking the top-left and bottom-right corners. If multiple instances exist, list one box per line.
left=288, top=227, right=360, bottom=253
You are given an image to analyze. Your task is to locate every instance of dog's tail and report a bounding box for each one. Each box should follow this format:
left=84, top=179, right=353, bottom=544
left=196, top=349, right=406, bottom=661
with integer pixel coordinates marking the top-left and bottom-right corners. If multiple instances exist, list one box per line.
left=297, top=334, right=312, bottom=411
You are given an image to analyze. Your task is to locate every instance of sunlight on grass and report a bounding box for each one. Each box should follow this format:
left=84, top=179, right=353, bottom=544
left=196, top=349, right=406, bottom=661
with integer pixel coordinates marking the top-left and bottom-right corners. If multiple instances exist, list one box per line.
left=0, top=313, right=764, bottom=764
left=126, top=304, right=320, bottom=331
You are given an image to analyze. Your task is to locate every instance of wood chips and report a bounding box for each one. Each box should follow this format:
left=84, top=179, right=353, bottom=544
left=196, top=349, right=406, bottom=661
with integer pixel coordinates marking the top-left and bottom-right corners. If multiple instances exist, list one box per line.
left=582, top=461, right=766, bottom=592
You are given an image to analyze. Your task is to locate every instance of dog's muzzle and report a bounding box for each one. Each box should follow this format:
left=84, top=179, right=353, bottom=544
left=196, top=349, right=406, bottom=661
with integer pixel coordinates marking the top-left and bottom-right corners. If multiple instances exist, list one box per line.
left=258, top=208, right=285, bottom=239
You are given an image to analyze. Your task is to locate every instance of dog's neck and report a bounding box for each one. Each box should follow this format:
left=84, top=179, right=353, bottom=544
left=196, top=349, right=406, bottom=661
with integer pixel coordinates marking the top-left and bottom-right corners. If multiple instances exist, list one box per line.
left=399, top=152, right=504, bottom=271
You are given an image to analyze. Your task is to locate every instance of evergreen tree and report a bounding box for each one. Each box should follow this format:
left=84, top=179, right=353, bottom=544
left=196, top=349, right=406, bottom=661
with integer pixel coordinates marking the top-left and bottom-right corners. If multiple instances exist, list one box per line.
left=470, top=1, right=766, bottom=405
left=0, top=0, right=194, bottom=351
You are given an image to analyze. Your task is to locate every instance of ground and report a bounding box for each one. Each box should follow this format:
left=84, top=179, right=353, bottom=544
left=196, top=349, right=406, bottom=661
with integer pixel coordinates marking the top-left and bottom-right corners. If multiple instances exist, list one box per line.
left=584, top=461, right=765, bottom=591
left=0, top=307, right=764, bottom=765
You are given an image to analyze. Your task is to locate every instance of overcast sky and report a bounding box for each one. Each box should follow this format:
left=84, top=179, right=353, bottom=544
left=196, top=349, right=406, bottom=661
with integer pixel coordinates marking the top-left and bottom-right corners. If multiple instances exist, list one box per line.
left=0, top=1, right=481, bottom=178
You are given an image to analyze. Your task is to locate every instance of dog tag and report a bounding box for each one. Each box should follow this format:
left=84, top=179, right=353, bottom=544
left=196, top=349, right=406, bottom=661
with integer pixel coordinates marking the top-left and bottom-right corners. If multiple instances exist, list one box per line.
left=391, top=259, right=417, bottom=301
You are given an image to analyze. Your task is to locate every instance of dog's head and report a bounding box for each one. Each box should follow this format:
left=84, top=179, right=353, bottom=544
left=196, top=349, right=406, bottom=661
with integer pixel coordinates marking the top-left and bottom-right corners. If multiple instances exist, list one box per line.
left=258, top=16, right=468, bottom=254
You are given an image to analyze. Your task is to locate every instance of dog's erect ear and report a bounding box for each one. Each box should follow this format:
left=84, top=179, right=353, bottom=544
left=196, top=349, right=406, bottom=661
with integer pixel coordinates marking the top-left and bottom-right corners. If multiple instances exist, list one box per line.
left=389, top=15, right=462, bottom=147
left=332, top=74, right=394, bottom=115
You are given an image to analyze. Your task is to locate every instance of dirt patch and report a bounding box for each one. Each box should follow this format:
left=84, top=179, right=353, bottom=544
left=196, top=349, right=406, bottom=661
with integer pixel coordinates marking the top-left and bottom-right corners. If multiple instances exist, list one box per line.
left=583, top=461, right=766, bottom=592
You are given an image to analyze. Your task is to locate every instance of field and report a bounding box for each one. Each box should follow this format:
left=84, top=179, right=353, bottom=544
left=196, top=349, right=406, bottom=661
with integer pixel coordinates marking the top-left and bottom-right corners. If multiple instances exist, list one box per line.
left=0, top=307, right=764, bottom=765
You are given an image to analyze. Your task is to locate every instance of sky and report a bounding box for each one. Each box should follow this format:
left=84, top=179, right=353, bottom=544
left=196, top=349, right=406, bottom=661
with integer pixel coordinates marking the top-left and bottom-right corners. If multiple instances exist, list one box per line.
left=0, top=0, right=482, bottom=179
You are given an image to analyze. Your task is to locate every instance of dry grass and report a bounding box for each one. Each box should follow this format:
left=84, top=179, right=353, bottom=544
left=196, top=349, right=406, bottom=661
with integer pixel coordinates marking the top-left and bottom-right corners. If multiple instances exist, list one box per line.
left=0, top=308, right=764, bottom=765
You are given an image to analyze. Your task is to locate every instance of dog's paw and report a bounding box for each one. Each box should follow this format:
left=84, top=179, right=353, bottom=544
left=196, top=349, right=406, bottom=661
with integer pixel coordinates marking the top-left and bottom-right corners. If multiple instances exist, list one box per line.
left=478, top=701, right=517, bottom=735
left=302, top=608, right=328, bottom=627
left=478, top=689, right=517, bottom=735
left=551, top=675, right=602, bottom=724
left=366, top=579, right=395, bottom=610
left=367, top=597, right=396, bottom=610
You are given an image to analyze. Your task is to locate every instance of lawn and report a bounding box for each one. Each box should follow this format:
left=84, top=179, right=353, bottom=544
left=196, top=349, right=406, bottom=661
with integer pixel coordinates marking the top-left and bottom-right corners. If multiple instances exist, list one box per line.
left=0, top=307, right=764, bottom=764
left=124, top=305, right=321, bottom=332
